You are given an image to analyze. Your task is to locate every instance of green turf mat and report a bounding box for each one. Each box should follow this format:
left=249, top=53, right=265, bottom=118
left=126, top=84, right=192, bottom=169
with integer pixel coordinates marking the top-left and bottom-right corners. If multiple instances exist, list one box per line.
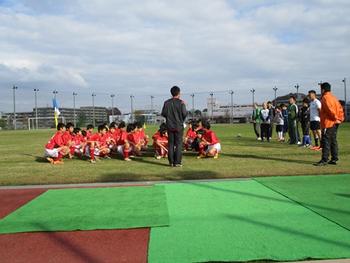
left=0, top=186, right=169, bottom=234
left=148, top=180, right=350, bottom=263
left=255, top=174, right=350, bottom=230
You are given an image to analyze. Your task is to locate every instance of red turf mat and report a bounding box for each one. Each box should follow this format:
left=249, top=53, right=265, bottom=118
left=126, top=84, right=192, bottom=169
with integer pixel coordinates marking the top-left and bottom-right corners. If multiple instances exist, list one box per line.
left=0, top=188, right=150, bottom=263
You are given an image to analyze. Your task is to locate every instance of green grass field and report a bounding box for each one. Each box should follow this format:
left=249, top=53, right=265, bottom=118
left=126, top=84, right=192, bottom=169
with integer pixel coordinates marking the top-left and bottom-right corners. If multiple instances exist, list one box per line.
left=0, top=123, right=349, bottom=186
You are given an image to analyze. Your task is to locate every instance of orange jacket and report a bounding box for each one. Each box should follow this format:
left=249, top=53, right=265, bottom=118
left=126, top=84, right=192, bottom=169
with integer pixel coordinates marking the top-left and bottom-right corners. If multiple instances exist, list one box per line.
left=320, top=92, right=344, bottom=128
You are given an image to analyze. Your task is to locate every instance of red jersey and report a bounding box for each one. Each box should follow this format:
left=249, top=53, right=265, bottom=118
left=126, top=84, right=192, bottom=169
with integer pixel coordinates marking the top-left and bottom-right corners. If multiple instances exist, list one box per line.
left=111, top=128, right=121, bottom=142
left=152, top=131, right=168, bottom=143
left=62, top=131, right=73, bottom=145
left=117, top=130, right=128, bottom=145
left=86, top=130, right=93, bottom=140
left=89, top=133, right=101, bottom=143
left=99, top=133, right=110, bottom=147
left=203, top=130, right=219, bottom=145
left=185, top=128, right=197, bottom=139
left=45, top=131, right=64, bottom=150
left=72, top=134, right=85, bottom=145
left=127, top=133, right=139, bottom=145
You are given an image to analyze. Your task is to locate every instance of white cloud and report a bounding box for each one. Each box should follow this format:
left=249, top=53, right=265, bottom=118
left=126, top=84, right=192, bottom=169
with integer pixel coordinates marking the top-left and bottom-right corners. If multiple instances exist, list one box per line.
left=0, top=0, right=349, bottom=113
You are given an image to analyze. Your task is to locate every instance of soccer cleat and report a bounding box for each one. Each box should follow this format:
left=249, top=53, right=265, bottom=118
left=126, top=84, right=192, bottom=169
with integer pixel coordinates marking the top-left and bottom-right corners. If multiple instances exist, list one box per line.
left=46, top=157, right=54, bottom=164
left=155, top=155, right=162, bottom=160
left=257, top=137, right=262, bottom=141
left=124, top=158, right=132, bottom=161
left=174, top=164, right=183, bottom=168
left=213, top=153, right=219, bottom=159
left=328, top=160, right=337, bottom=165
left=90, top=159, right=96, bottom=164
left=313, top=160, right=327, bottom=166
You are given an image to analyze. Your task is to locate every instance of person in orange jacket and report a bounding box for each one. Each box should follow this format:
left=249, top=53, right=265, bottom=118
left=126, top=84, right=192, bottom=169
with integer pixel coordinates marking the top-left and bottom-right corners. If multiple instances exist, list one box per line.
left=314, top=82, right=344, bottom=166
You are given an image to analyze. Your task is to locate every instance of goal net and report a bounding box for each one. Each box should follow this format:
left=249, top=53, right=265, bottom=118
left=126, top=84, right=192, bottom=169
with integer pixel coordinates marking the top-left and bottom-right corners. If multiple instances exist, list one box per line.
left=28, top=116, right=66, bottom=130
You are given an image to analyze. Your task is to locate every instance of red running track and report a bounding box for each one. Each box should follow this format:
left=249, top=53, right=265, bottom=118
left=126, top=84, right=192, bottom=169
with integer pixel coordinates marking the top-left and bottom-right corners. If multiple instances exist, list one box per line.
left=0, top=188, right=150, bottom=263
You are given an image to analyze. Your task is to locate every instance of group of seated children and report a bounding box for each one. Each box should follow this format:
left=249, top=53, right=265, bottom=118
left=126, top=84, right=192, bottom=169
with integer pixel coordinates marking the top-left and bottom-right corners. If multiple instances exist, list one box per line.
left=44, top=119, right=220, bottom=165
left=44, top=121, right=148, bottom=164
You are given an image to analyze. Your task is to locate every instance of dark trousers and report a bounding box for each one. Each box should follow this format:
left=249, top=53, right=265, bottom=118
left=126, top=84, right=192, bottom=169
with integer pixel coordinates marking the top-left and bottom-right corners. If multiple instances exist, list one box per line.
left=260, top=123, right=271, bottom=141
left=288, top=120, right=298, bottom=144
left=168, top=129, right=183, bottom=165
left=321, top=125, right=339, bottom=162
left=253, top=122, right=260, bottom=138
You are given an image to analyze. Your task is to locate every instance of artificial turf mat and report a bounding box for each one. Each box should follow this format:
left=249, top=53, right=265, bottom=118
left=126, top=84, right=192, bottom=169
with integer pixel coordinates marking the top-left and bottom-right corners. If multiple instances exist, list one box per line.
left=0, top=186, right=169, bottom=234
left=255, top=174, right=350, bottom=231
left=148, top=180, right=350, bottom=263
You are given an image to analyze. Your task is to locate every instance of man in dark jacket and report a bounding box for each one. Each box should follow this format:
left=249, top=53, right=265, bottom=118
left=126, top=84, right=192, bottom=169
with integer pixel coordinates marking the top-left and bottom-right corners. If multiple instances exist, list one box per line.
left=161, top=86, right=188, bottom=167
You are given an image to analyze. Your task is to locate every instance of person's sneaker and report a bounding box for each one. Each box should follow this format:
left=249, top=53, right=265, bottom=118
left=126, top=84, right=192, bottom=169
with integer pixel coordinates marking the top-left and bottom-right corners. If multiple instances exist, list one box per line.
left=46, top=157, right=54, bottom=164
left=313, top=160, right=327, bottom=166
left=155, top=155, right=162, bottom=160
left=124, top=158, right=132, bottom=161
left=257, top=137, right=262, bottom=141
left=297, top=141, right=302, bottom=145
left=174, top=164, right=183, bottom=168
left=328, top=160, right=337, bottom=165
left=90, top=159, right=96, bottom=164
left=213, top=153, right=219, bottom=159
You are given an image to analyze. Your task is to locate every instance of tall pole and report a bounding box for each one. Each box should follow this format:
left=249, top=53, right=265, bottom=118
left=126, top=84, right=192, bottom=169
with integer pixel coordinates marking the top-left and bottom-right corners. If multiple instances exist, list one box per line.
left=92, top=93, right=96, bottom=127
left=13, top=85, right=18, bottom=130
left=191, top=93, right=195, bottom=118
left=294, top=84, right=299, bottom=101
left=343, top=78, right=347, bottom=121
left=210, top=92, right=214, bottom=121
left=110, top=94, right=115, bottom=118
left=34, top=88, right=39, bottom=129
left=73, top=92, right=77, bottom=126
left=150, top=95, right=154, bottom=124
left=130, top=95, right=134, bottom=122
left=273, top=86, right=278, bottom=106
left=229, top=90, right=234, bottom=124
left=250, top=89, right=255, bottom=106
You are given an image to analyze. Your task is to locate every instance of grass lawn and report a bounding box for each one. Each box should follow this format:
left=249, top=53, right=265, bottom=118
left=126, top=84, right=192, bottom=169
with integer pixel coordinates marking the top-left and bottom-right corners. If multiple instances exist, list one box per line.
left=0, top=123, right=349, bottom=186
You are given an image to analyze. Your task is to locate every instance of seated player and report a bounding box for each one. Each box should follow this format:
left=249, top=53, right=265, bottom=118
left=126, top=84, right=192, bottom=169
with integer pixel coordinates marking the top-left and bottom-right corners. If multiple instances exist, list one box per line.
left=115, top=121, right=132, bottom=161
left=85, top=125, right=111, bottom=163
left=183, top=121, right=197, bottom=151
left=197, top=121, right=221, bottom=159
left=126, top=123, right=142, bottom=157
left=72, top=127, right=86, bottom=158
left=62, top=122, right=75, bottom=159
left=152, top=123, right=168, bottom=159
left=135, top=122, right=149, bottom=150
left=106, top=123, right=117, bottom=152
left=44, top=123, right=70, bottom=164
left=85, top=124, right=94, bottom=140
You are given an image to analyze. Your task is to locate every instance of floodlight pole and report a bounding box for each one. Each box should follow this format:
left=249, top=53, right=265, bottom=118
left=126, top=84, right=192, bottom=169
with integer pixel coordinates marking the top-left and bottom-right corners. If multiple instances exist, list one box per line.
left=294, top=84, right=299, bottom=101
left=130, top=95, right=134, bottom=122
left=191, top=93, right=195, bottom=118
left=250, top=89, right=255, bottom=106
left=210, top=92, right=214, bottom=121
left=273, top=86, right=278, bottom=106
left=73, top=92, right=77, bottom=126
left=92, top=93, right=96, bottom=127
left=13, top=85, right=18, bottom=130
left=229, top=90, right=234, bottom=124
left=34, top=88, right=39, bottom=129
left=111, top=94, right=115, bottom=117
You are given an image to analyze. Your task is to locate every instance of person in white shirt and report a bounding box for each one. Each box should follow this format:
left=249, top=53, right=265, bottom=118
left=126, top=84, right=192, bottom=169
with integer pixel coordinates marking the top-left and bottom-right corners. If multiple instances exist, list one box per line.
left=308, top=90, right=322, bottom=150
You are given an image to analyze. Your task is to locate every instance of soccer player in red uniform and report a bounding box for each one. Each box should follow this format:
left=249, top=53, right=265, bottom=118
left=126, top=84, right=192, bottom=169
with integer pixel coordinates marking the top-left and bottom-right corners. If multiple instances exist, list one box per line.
left=135, top=122, right=149, bottom=150
left=115, top=122, right=132, bottom=161
left=197, top=121, right=221, bottom=159
left=85, top=124, right=94, bottom=140
left=183, top=121, right=198, bottom=151
left=62, top=122, right=75, bottom=158
left=72, top=127, right=86, bottom=158
left=44, top=123, right=70, bottom=164
left=152, top=123, right=168, bottom=159
left=85, top=125, right=110, bottom=163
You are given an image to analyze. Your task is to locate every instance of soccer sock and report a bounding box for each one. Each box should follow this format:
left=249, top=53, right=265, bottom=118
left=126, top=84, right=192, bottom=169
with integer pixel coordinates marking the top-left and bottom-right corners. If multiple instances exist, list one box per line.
left=90, top=147, right=95, bottom=160
left=199, top=145, right=205, bottom=155
left=123, top=148, right=129, bottom=159
left=70, top=147, right=75, bottom=155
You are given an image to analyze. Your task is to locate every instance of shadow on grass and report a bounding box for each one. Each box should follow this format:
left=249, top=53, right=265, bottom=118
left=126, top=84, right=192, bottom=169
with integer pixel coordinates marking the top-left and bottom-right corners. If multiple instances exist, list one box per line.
left=185, top=181, right=350, bottom=216
left=334, top=193, right=350, bottom=198
left=224, top=213, right=350, bottom=250
left=221, top=153, right=314, bottom=165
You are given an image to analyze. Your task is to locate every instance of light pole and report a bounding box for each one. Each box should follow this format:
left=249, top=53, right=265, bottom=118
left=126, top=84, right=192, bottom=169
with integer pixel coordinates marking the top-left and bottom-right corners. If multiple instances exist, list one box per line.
left=73, top=92, right=77, bottom=126
left=53, top=90, right=58, bottom=100
left=150, top=95, right=154, bottom=124
left=34, top=88, right=39, bottom=129
left=273, top=86, right=278, bottom=106
left=294, top=84, right=299, bottom=101
left=191, top=93, right=195, bottom=118
left=130, top=95, right=135, bottom=122
left=343, top=78, right=347, bottom=121
left=250, top=89, right=255, bottom=106
left=210, top=92, right=214, bottom=121
left=92, top=93, right=96, bottom=127
left=111, top=94, right=115, bottom=117
left=13, top=85, right=18, bottom=130
left=229, top=90, right=234, bottom=124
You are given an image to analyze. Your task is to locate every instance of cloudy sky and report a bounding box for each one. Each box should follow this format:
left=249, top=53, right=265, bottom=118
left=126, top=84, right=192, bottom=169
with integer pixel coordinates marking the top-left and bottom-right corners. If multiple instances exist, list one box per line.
left=0, top=0, right=349, bottom=113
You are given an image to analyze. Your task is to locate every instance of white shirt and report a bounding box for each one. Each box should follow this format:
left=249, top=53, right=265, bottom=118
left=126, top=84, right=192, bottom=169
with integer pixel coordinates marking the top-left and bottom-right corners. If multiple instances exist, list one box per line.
left=310, top=98, right=321, bottom=121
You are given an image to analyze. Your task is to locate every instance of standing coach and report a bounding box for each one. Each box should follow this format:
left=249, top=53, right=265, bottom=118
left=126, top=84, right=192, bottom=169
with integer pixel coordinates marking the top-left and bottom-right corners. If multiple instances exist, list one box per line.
left=161, top=86, right=188, bottom=167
